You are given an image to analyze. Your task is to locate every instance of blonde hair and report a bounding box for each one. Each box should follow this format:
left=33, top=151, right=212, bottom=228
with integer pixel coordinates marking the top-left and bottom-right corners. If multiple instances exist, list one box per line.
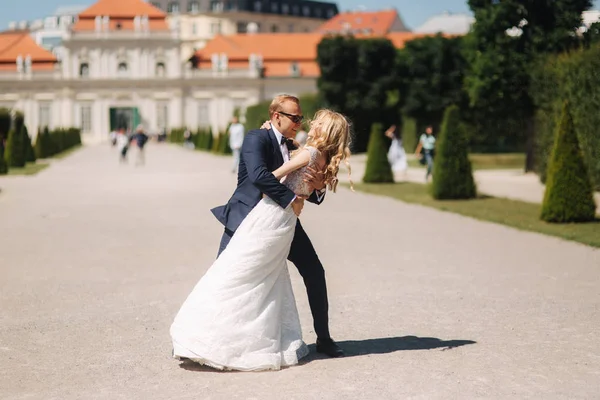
left=268, top=94, right=300, bottom=118
left=305, top=109, right=353, bottom=192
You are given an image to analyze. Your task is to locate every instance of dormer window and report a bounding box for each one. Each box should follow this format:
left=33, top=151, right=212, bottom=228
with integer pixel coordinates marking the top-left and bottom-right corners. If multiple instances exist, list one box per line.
left=156, top=62, right=166, bottom=77
left=117, top=62, right=128, bottom=77
left=79, top=63, right=89, bottom=77
left=271, top=3, right=278, bottom=13
left=254, top=1, right=262, bottom=11
left=290, top=62, right=300, bottom=77
left=302, top=6, right=310, bottom=16
left=188, top=1, right=200, bottom=13
left=282, top=4, right=289, bottom=14
left=168, top=1, right=180, bottom=13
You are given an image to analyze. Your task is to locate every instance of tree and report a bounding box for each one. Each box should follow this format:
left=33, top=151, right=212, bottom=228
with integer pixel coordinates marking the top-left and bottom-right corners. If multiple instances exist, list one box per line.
left=431, top=106, right=477, bottom=200
left=464, top=0, right=592, bottom=162
left=397, top=35, right=468, bottom=137
left=318, top=36, right=398, bottom=152
left=540, top=102, right=596, bottom=223
left=363, top=123, right=394, bottom=183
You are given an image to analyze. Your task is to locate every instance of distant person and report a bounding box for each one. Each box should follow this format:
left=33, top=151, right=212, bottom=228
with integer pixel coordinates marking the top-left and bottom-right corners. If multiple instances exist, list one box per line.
left=228, top=117, right=245, bottom=173
left=116, top=128, right=129, bottom=163
left=132, top=124, right=149, bottom=166
left=183, top=128, right=194, bottom=149
left=109, top=129, right=118, bottom=147
left=384, top=125, right=407, bottom=177
left=415, top=125, right=436, bottom=182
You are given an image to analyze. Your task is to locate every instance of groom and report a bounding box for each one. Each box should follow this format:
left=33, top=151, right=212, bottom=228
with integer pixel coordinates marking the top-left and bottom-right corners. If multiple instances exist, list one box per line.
left=211, top=94, right=344, bottom=358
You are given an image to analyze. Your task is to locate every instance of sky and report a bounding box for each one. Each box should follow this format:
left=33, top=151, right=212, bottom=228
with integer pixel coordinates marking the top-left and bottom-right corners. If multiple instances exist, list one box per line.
left=1, top=0, right=599, bottom=31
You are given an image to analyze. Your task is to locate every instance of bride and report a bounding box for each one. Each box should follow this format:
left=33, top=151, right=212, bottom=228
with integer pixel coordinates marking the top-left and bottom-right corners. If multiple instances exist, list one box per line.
left=170, top=109, right=352, bottom=371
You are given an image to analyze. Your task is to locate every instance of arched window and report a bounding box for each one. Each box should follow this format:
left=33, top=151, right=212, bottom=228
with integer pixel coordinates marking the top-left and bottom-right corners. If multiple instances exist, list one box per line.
left=79, top=63, right=89, bottom=77
left=117, top=62, right=128, bottom=77
left=156, top=62, right=166, bottom=77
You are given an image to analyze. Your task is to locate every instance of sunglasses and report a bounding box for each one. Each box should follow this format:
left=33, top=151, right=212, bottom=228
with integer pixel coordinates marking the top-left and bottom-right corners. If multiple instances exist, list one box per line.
left=278, top=111, right=304, bottom=124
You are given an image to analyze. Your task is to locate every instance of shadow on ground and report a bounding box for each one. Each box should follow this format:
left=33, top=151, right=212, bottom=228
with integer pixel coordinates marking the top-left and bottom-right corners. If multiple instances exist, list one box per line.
left=303, top=335, right=476, bottom=362
left=177, top=335, right=476, bottom=373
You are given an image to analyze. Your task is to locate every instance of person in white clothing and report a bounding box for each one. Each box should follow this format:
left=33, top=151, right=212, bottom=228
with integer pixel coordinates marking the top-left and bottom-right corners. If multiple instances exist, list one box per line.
left=228, top=117, right=245, bottom=173
left=385, top=125, right=408, bottom=177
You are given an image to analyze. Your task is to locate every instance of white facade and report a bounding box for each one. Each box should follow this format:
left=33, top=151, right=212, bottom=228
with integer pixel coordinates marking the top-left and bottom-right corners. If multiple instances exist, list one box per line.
left=0, top=27, right=316, bottom=143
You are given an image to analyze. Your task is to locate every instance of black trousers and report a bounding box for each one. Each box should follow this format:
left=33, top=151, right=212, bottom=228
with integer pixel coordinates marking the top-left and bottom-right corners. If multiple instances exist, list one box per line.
left=218, top=221, right=330, bottom=340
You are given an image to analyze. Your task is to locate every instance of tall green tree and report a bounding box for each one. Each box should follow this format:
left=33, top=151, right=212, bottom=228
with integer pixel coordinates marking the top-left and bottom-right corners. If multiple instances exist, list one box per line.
left=397, top=35, right=468, bottom=138
left=465, top=0, right=592, bottom=163
left=318, top=36, right=398, bottom=152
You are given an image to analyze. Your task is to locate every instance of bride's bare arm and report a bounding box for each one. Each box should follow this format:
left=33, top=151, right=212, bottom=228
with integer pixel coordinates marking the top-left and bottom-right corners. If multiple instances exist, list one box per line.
left=272, top=149, right=311, bottom=180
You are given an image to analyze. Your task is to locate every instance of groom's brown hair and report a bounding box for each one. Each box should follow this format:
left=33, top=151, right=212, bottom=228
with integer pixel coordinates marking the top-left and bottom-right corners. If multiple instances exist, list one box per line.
left=269, top=94, right=300, bottom=118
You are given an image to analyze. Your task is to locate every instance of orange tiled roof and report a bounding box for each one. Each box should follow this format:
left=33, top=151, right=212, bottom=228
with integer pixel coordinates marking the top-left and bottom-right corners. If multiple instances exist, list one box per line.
left=194, top=32, right=427, bottom=78
left=73, top=0, right=169, bottom=32
left=0, top=30, right=57, bottom=71
left=79, top=0, right=165, bottom=18
left=317, top=9, right=400, bottom=36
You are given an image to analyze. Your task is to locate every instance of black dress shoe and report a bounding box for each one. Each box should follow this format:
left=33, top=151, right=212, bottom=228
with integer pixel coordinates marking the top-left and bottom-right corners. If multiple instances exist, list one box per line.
left=316, top=338, right=344, bottom=357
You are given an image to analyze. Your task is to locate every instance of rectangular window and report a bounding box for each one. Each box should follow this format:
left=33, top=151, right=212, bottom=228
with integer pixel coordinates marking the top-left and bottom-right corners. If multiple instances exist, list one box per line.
left=198, top=101, right=210, bottom=128
left=80, top=104, right=92, bottom=133
left=157, top=102, right=169, bottom=130
left=39, top=102, right=51, bottom=129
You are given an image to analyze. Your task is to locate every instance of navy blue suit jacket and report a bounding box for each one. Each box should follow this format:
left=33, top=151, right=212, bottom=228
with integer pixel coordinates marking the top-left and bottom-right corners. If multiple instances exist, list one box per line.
left=211, top=128, right=324, bottom=232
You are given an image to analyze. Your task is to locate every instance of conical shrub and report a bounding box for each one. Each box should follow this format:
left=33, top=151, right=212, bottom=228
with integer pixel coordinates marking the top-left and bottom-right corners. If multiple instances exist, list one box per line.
left=541, top=101, right=596, bottom=223
left=5, top=127, right=25, bottom=168
left=363, top=123, right=394, bottom=183
left=23, top=125, right=36, bottom=163
left=431, top=105, right=477, bottom=200
left=0, top=108, right=10, bottom=174
left=34, top=128, right=46, bottom=159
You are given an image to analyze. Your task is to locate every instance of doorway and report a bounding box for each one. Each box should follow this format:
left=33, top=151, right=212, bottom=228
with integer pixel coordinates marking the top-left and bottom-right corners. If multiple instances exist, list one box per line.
left=109, top=107, right=140, bottom=132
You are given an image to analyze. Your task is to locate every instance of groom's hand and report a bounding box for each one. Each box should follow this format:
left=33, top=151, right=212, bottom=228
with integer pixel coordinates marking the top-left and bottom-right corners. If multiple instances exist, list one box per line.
left=291, top=196, right=307, bottom=217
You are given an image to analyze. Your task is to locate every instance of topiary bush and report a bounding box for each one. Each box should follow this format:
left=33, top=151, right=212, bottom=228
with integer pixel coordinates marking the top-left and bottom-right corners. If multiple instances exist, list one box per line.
left=540, top=101, right=596, bottom=223
left=0, top=108, right=10, bottom=174
left=5, top=127, right=25, bottom=168
left=431, top=105, right=477, bottom=200
left=363, top=123, right=394, bottom=183
left=23, top=125, right=36, bottom=163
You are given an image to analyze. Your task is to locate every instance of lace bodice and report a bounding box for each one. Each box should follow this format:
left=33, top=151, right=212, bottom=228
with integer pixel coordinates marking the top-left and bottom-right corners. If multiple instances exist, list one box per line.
left=283, top=146, right=320, bottom=197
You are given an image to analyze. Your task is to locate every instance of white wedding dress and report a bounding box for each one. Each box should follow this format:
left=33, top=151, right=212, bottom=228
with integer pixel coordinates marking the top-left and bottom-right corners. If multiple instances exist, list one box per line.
left=170, top=147, right=321, bottom=371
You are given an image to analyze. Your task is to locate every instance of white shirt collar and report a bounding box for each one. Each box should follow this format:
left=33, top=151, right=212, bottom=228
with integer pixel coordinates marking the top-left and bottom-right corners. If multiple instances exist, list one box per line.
left=271, top=124, right=284, bottom=145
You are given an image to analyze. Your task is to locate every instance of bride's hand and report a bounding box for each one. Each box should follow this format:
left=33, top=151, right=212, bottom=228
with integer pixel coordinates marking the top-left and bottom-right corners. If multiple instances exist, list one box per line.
left=260, top=120, right=272, bottom=130
left=303, top=167, right=326, bottom=191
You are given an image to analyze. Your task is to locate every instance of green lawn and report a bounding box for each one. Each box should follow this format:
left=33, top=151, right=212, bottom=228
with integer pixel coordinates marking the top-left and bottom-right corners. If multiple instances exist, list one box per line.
left=408, top=153, right=526, bottom=170
left=7, top=162, right=50, bottom=176
left=348, top=182, right=600, bottom=248
left=52, top=145, right=82, bottom=160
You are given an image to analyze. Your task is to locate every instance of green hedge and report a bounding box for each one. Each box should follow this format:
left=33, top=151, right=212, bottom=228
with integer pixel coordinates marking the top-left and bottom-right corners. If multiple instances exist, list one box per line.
left=34, top=127, right=81, bottom=158
left=532, top=44, right=600, bottom=190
